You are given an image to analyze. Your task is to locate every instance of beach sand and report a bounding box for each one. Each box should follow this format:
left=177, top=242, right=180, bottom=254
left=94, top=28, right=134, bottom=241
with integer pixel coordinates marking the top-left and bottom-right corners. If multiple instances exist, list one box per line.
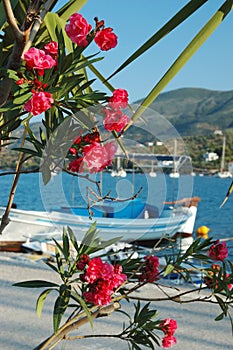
left=0, top=251, right=232, bottom=350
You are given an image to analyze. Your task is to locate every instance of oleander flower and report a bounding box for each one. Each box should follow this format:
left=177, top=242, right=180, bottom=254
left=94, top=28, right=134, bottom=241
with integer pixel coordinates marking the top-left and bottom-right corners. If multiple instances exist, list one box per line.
left=67, top=157, right=84, bottom=173
left=43, top=41, right=58, bottom=56
left=82, top=141, right=117, bottom=173
left=138, top=255, right=160, bottom=283
left=83, top=279, right=112, bottom=306
left=162, top=335, right=177, bottom=349
left=103, top=108, right=129, bottom=132
left=76, top=254, right=90, bottom=271
left=65, top=13, right=91, bottom=47
left=83, top=257, right=127, bottom=306
left=208, top=240, right=228, bottom=261
left=108, top=88, right=129, bottom=108
left=159, top=318, right=177, bottom=336
left=23, top=47, right=57, bottom=76
left=94, top=27, right=118, bottom=51
left=84, top=257, right=114, bottom=284
left=24, top=91, right=54, bottom=116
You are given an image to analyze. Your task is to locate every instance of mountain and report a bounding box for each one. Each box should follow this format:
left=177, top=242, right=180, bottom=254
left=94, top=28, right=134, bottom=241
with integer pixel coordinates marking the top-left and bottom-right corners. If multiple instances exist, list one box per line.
left=134, top=88, right=233, bottom=136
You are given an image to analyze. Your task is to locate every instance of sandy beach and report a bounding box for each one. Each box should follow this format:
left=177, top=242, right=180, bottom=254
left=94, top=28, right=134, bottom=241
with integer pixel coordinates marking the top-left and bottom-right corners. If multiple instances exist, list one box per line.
left=0, top=251, right=232, bottom=350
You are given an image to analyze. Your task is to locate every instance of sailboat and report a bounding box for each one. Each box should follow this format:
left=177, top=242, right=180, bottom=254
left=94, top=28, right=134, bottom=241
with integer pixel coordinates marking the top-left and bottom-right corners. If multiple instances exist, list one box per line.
left=149, top=160, right=157, bottom=177
left=111, top=156, right=127, bottom=177
left=216, top=136, right=232, bottom=178
left=169, top=139, right=180, bottom=178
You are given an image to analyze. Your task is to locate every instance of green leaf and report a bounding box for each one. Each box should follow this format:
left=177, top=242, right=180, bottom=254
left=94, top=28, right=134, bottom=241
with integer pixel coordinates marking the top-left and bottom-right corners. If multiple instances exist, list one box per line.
left=55, top=246, right=65, bottom=276
left=72, top=292, right=94, bottom=330
left=12, top=147, right=40, bottom=157
left=44, top=12, right=73, bottom=53
left=57, top=0, right=88, bottom=21
left=53, top=284, right=71, bottom=333
left=163, top=264, right=175, bottom=277
left=36, top=288, right=55, bottom=318
left=13, top=93, right=31, bottom=105
left=107, top=0, right=208, bottom=81
left=41, top=162, right=52, bottom=185
left=13, top=280, right=59, bottom=288
left=220, top=180, right=233, bottom=208
left=62, top=228, right=70, bottom=262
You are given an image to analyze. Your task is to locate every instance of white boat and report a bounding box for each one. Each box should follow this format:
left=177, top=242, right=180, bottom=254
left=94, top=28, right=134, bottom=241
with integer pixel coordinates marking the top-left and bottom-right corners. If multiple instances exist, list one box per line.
left=111, top=168, right=127, bottom=178
left=111, top=156, right=127, bottom=177
left=149, top=161, right=157, bottom=177
left=216, top=136, right=232, bottom=178
left=0, top=197, right=199, bottom=250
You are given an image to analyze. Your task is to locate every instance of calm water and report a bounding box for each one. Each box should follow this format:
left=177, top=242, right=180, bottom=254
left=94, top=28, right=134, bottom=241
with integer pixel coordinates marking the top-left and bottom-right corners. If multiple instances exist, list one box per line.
left=0, top=171, right=232, bottom=255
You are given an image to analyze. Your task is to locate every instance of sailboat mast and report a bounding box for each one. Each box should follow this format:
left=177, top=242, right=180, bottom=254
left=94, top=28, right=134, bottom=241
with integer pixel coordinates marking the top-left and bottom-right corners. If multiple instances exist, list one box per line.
left=174, top=139, right=177, bottom=173
left=220, top=136, right=226, bottom=172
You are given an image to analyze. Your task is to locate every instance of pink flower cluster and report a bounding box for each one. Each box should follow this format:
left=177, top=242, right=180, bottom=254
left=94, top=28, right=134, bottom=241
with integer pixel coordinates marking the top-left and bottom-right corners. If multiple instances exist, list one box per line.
left=208, top=240, right=228, bottom=261
left=103, top=89, right=129, bottom=133
left=23, top=43, right=58, bottom=76
left=81, top=257, right=127, bottom=306
left=67, top=131, right=117, bottom=173
left=65, top=13, right=117, bottom=51
left=21, top=42, right=58, bottom=116
left=138, top=255, right=160, bottom=283
left=159, top=318, right=177, bottom=349
left=24, top=91, right=54, bottom=116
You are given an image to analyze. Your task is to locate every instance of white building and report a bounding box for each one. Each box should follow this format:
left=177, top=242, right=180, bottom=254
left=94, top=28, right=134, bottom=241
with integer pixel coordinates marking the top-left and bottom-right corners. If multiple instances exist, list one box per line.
left=203, top=152, right=219, bottom=162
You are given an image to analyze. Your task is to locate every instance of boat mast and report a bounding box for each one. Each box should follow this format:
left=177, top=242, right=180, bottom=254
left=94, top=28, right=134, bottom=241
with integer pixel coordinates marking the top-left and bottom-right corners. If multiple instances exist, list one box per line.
left=220, top=136, right=226, bottom=172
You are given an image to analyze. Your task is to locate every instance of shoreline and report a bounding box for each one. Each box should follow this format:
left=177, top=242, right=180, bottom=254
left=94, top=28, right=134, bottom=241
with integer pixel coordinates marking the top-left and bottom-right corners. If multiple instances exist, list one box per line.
left=0, top=251, right=232, bottom=350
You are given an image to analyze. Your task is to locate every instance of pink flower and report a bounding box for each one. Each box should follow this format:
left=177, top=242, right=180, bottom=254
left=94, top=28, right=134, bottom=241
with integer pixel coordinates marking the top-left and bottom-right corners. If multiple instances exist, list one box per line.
left=83, top=257, right=126, bottom=306
left=82, top=141, right=117, bottom=173
left=94, top=27, right=118, bottom=51
left=162, top=335, right=177, bottom=349
left=108, top=88, right=129, bottom=108
left=24, top=91, right=53, bottom=116
left=83, top=279, right=112, bottom=306
left=109, top=264, right=127, bottom=289
left=138, top=255, right=160, bottom=283
left=82, top=131, right=101, bottom=144
left=43, top=41, right=58, bottom=56
left=208, top=240, right=228, bottom=261
left=23, top=47, right=57, bottom=75
left=69, top=147, right=77, bottom=155
left=76, top=254, right=89, bottom=271
left=84, top=257, right=114, bottom=284
left=65, top=13, right=91, bottom=47
left=67, top=157, right=84, bottom=173
left=159, top=319, right=177, bottom=336
left=103, top=109, right=129, bottom=133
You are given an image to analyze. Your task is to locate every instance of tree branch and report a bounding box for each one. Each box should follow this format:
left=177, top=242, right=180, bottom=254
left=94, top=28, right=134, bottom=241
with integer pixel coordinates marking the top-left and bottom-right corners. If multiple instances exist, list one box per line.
left=2, top=0, right=23, bottom=41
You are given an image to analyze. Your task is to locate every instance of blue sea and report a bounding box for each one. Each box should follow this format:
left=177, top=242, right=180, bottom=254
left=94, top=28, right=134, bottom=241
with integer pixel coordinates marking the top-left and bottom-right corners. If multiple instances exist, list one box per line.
left=0, top=171, right=232, bottom=257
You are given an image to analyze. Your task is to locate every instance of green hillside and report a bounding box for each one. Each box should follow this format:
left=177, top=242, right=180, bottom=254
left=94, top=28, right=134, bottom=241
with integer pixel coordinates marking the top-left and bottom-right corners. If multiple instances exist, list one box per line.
left=1, top=88, right=232, bottom=172
left=135, top=88, right=233, bottom=136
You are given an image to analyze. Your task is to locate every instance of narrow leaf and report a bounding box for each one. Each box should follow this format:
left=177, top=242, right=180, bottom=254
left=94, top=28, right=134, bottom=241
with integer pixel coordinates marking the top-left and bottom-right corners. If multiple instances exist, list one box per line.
left=36, top=288, right=55, bottom=318
left=163, top=264, right=175, bottom=277
left=107, top=0, right=208, bottom=80
left=13, top=280, right=59, bottom=288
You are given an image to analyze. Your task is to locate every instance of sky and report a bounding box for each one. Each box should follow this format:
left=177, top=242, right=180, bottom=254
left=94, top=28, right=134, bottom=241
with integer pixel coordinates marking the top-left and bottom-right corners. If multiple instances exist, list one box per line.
left=61, top=0, right=233, bottom=103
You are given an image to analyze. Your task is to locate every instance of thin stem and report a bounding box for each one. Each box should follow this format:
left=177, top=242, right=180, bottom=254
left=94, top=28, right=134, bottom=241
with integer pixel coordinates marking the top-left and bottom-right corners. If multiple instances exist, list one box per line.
left=2, top=0, right=23, bottom=41
left=0, top=121, right=29, bottom=234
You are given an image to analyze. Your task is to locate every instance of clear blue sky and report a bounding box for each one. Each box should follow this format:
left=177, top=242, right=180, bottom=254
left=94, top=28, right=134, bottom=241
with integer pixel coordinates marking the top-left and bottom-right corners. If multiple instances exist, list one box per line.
left=64, top=0, right=233, bottom=103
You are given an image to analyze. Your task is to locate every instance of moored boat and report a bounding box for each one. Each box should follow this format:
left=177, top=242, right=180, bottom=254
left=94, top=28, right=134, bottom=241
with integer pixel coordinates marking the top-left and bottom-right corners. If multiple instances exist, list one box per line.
left=0, top=197, right=200, bottom=251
